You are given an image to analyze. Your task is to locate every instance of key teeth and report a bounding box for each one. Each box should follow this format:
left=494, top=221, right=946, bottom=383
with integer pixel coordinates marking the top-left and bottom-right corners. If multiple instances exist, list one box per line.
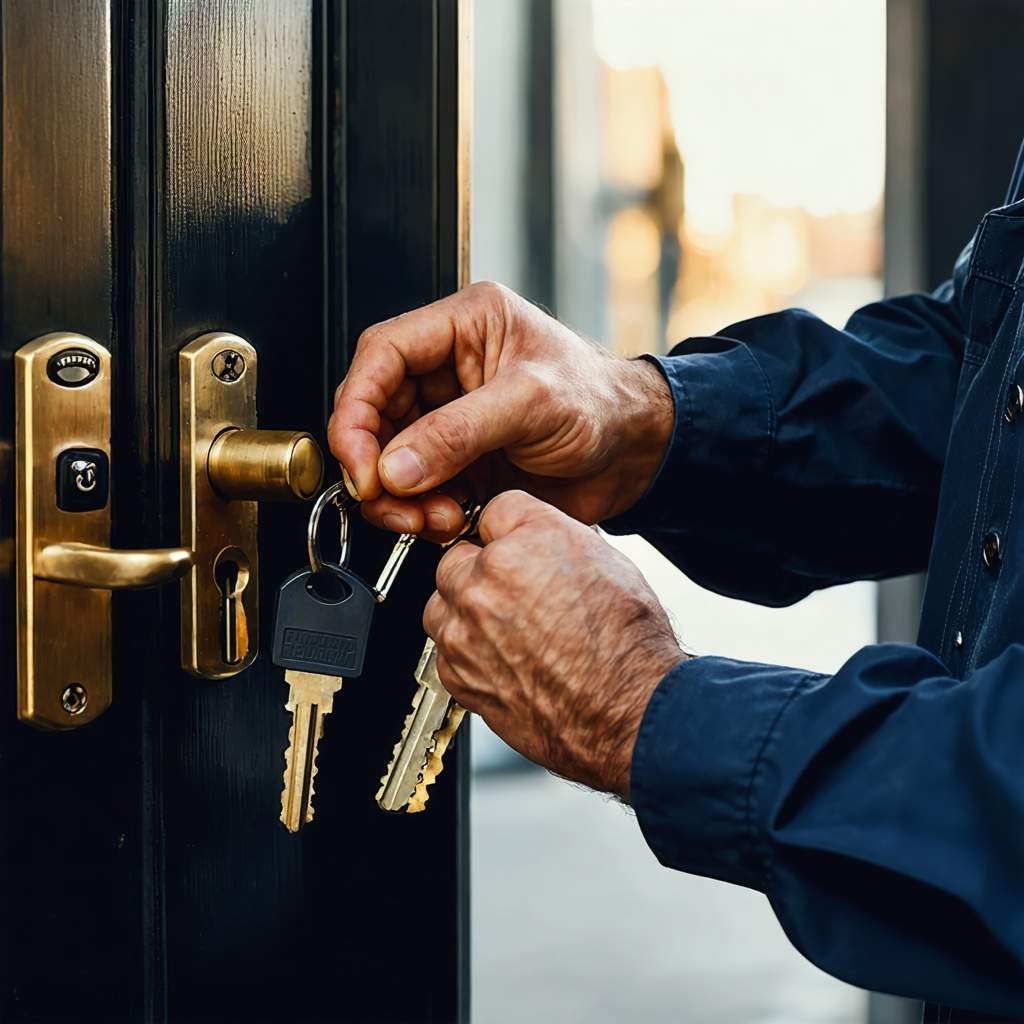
left=406, top=705, right=466, bottom=814
left=375, top=687, right=429, bottom=808
left=280, top=712, right=322, bottom=833
left=280, top=720, right=297, bottom=831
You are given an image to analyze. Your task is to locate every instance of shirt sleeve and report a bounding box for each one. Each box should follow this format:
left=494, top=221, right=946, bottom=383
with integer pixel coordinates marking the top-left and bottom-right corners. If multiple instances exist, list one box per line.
left=604, top=250, right=972, bottom=606
left=631, top=646, right=1024, bottom=1015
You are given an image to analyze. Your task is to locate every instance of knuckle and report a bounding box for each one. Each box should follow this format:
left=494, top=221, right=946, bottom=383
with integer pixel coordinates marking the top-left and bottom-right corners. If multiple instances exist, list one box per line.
left=355, top=322, right=386, bottom=354
left=481, top=489, right=530, bottom=533
left=435, top=619, right=458, bottom=660
left=466, top=281, right=519, bottom=339
left=436, top=543, right=476, bottom=597
left=441, top=616, right=470, bottom=655
left=478, top=539, right=518, bottom=577
left=422, top=592, right=443, bottom=635
left=435, top=555, right=458, bottom=596
left=434, top=651, right=461, bottom=695
left=457, top=578, right=490, bottom=619
left=468, top=279, right=511, bottom=308
left=488, top=488, right=528, bottom=516
left=518, top=365, right=558, bottom=408
left=432, top=407, right=474, bottom=462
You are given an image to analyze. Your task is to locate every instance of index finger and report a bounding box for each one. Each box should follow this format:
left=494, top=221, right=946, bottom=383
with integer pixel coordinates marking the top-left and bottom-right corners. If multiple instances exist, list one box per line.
left=327, top=297, right=467, bottom=500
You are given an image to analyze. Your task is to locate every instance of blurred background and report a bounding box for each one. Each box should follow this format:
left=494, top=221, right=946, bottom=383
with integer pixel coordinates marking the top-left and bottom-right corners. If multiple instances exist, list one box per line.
left=468, top=1, right=1023, bottom=1021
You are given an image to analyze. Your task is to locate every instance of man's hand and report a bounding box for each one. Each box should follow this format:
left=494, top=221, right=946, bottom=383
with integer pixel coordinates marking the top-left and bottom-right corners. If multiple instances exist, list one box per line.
left=423, top=491, right=684, bottom=799
left=328, top=282, right=673, bottom=541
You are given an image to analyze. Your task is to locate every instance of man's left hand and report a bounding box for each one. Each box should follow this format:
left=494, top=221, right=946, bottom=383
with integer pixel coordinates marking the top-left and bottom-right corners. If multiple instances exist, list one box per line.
left=423, top=491, right=684, bottom=799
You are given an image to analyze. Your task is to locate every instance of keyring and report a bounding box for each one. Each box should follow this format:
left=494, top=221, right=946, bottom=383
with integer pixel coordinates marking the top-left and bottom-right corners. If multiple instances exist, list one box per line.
left=306, top=480, right=355, bottom=574
left=306, top=479, right=418, bottom=602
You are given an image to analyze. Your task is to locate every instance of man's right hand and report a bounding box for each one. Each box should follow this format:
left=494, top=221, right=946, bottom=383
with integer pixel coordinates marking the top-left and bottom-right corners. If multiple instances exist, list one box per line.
left=327, top=281, right=674, bottom=540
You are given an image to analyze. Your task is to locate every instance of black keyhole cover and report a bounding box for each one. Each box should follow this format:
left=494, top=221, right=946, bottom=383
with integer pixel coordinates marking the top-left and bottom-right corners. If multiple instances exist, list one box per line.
left=56, top=447, right=109, bottom=512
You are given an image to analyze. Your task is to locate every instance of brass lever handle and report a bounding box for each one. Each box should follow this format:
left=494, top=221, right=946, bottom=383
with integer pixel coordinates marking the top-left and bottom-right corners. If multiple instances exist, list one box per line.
left=17, top=332, right=195, bottom=729
left=35, top=542, right=193, bottom=589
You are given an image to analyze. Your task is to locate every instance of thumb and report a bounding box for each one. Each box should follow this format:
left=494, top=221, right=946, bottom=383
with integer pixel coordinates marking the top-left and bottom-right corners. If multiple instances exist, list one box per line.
left=477, top=490, right=558, bottom=544
left=377, top=375, right=530, bottom=495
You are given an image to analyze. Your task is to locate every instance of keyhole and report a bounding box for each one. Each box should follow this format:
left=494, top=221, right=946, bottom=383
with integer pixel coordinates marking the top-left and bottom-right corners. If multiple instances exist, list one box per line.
left=214, top=549, right=250, bottom=666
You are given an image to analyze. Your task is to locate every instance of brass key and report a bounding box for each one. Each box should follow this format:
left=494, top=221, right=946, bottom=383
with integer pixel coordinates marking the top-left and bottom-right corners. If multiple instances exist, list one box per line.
left=274, top=560, right=375, bottom=832
left=277, top=482, right=420, bottom=831
left=282, top=670, right=346, bottom=831
left=376, top=502, right=481, bottom=813
left=376, top=637, right=466, bottom=813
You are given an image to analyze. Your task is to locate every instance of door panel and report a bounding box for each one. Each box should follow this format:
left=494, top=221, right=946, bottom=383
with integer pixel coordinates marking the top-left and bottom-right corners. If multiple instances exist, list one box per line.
left=157, top=2, right=325, bottom=1019
left=0, top=1, right=469, bottom=1020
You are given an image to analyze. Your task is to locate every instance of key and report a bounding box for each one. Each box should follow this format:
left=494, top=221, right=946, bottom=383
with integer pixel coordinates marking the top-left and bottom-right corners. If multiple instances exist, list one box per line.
left=376, top=636, right=466, bottom=813
left=274, top=563, right=376, bottom=832
left=376, top=503, right=482, bottom=814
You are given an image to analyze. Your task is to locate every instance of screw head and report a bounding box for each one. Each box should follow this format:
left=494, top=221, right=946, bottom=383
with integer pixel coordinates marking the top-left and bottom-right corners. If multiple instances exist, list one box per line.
left=61, top=683, right=88, bottom=716
left=211, top=349, right=246, bottom=383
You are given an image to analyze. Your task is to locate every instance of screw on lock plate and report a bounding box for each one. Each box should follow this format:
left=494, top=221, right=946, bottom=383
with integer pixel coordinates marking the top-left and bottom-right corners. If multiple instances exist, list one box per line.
left=211, top=349, right=246, bottom=383
left=60, top=683, right=88, bottom=717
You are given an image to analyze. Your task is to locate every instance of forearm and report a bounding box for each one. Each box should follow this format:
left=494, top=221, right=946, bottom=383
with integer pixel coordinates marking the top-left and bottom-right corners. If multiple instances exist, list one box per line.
left=632, top=644, right=1024, bottom=1013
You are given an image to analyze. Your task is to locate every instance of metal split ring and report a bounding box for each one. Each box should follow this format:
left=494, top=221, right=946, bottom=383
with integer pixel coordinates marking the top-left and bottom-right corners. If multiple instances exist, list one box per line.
left=306, top=479, right=417, bottom=603
left=306, top=480, right=355, bottom=574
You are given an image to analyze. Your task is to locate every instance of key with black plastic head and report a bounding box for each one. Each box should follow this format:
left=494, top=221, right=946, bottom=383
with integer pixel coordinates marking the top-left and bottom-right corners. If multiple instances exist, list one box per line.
left=273, top=563, right=376, bottom=832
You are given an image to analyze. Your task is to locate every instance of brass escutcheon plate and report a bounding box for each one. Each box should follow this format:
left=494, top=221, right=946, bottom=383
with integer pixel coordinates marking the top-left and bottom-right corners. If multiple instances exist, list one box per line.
left=16, top=334, right=113, bottom=728
left=179, top=333, right=260, bottom=679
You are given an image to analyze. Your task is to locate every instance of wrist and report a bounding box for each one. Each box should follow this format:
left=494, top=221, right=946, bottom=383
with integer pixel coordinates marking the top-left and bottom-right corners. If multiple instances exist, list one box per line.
left=604, top=642, right=690, bottom=801
left=606, top=357, right=675, bottom=520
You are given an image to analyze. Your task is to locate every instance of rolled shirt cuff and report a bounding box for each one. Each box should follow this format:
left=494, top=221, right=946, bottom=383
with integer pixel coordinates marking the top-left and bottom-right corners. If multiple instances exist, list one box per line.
left=603, top=342, right=774, bottom=536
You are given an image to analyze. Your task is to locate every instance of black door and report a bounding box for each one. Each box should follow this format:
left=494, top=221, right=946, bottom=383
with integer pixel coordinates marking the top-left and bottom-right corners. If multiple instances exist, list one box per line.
left=0, top=2, right=469, bottom=1021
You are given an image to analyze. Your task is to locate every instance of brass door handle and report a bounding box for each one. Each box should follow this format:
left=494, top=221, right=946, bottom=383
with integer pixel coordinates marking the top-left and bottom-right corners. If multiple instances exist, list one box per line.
left=35, top=542, right=193, bottom=589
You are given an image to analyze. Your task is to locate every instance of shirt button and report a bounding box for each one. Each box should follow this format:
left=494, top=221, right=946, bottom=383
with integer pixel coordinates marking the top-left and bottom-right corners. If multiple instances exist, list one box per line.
left=983, top=529, right=1002, bottom=570
left=1006, top=384, right=1024, bottom=425
left=954, top=630, right=964, bottom=648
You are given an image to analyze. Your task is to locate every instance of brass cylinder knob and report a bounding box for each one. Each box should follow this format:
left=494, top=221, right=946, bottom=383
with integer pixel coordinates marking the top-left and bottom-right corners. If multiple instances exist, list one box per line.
left=207, top=429, right=325, bottom=502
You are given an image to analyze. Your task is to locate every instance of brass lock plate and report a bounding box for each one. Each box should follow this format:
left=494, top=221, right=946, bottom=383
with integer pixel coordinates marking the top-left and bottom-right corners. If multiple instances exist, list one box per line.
left=16, top=334, right=113, bottom=728
left=179, top=333, right=259, bottom=678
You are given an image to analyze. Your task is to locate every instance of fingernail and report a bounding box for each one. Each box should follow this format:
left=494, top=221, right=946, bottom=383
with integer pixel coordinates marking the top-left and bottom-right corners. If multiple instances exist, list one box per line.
left=383, top=512, right=412, bottom=532
left=340, top=465, right=360, bottom=501
left=381, top=447, right=425, bottom=490
left=426, top=510, right=452, bottom=533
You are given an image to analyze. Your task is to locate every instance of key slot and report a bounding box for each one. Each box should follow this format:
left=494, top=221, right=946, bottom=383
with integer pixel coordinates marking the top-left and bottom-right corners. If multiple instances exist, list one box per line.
left=213, top=547, right=250, bottom=666
left=299, top=705, right=320, bottom=824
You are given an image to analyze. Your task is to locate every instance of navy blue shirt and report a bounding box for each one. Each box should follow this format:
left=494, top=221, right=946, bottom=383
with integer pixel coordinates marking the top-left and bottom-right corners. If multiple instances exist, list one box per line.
left=606, top=150, right=1024, bottom=1019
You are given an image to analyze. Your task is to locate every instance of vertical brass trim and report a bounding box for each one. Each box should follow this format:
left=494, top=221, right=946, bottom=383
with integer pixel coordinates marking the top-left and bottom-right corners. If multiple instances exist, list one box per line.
left=16, top=334, right=113, bottom=729
left=179, top=332, right=260, bottom=678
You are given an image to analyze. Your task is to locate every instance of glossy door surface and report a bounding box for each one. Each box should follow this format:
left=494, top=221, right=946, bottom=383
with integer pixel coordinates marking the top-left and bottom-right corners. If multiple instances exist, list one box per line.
left=0, top=2, right=469, bottom=1020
